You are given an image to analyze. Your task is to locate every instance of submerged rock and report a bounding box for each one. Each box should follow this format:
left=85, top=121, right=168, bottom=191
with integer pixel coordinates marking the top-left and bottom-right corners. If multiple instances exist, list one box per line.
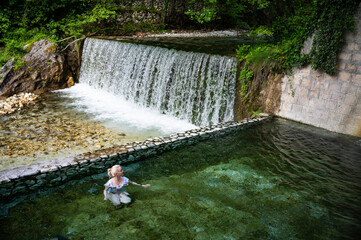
left=0, top=39, right=78, bottom=99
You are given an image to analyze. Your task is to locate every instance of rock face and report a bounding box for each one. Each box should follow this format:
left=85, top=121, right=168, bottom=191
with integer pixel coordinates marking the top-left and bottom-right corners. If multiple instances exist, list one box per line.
left=0, top=40, right=77, bottom=99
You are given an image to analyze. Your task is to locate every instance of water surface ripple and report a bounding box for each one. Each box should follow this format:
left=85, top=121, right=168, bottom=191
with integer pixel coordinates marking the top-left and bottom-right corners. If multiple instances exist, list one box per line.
left=0, top=118, right=360, bottom=240
left=257, top=120, right=361, bottom=226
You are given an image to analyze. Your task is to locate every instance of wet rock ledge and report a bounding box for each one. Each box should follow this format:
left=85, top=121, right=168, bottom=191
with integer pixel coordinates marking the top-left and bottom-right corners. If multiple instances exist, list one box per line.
left=0, top=39, right=78, bottom=99
left=0, top=115, right=271, bottom=200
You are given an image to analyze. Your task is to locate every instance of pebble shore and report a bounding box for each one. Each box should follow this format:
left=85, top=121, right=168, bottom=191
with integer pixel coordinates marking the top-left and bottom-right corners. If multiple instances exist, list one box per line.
left=0, top=93, right=138, bottom=170
left=0, top=93, right=39, bottom=115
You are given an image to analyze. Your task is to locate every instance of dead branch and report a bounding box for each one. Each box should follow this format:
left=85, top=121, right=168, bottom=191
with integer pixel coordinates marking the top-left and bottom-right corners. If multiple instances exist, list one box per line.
left=57, top=36, right=75, bottom=43
left=61, top=38, right=84, bottom=51
left=61, top=33, right=97, bottom=51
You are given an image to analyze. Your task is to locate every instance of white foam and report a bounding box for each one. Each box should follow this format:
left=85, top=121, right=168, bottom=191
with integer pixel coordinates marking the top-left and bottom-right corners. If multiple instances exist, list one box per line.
left=56, top=84, right=198, bottom=135
left=79, top=38, right=236, bottom=127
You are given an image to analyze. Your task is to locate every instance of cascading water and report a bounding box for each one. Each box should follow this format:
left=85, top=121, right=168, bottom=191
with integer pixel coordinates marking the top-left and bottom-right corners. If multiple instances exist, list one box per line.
left=79, top=38, right=237, bottom=127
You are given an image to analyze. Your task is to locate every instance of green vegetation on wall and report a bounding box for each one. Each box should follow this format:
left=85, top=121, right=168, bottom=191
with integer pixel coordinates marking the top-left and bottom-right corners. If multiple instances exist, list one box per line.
left=187, top=0, right=360, bottom=105
left=189, top=0, right=360, bottom=75
left=309, top=0, right=359, bottom=75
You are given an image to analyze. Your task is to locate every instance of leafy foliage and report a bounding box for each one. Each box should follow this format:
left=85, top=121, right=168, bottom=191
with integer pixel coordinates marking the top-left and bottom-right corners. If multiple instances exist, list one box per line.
left=249, top=26, right=273, bottom=38
left=309, top=0, right=360, bottom=75
left=185, top=0, right=219, bottom=24
left=188, top=0, right=360, bottom=76
left=239, top=62, right=254, bottom=102
left=0, top=0, right=115, bottom=66
left=0, top=0, right=166, bottom=67
left=1, top=0, right=360, bottom=76
left=185, top=0, right=361, bottom=106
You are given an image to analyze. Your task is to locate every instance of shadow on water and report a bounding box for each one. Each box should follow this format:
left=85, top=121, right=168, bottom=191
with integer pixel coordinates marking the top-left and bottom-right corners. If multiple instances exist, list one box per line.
left=0, top=118, right=360, bottom=240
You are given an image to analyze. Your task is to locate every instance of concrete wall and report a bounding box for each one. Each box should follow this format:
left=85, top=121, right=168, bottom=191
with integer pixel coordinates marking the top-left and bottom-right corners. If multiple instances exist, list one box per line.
left=277, top=4, right=361, bottom=137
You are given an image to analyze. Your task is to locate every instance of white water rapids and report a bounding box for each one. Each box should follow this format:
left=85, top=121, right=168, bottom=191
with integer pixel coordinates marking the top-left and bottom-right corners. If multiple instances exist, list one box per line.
left=78, top=38, right=237, bottom=127
left=58, top=83, right=197, bottom=135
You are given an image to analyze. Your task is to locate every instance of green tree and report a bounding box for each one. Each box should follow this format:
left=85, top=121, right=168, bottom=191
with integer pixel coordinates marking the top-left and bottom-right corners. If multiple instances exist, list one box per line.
left=187, top=0, right=360, bottom=75
left=0, top=0, right=121, bottom=66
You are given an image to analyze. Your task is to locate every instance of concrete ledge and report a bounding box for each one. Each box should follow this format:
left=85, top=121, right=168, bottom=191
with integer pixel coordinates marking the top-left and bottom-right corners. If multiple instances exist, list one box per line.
left=0, top=115, right=272, bottom=199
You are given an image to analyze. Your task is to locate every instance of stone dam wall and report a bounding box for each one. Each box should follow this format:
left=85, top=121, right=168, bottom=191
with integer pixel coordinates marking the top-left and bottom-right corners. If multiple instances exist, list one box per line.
left=237, top=3, right=361, bottom=138
left=276, top=4, right=361, bottom=137
left=0, top=116, right=271, bottom=201
left=114, top=0, right=203, bottom=27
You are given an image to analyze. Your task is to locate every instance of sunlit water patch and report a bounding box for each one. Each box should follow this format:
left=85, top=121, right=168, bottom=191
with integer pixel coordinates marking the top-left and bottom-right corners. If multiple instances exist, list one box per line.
left=0, top=84, right=196, bottom=170
left=1, top=118, right=360, bottom=239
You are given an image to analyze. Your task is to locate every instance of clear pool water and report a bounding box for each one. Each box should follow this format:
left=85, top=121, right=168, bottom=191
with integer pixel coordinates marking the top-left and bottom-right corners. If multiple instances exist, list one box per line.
left=0, top=118, right=360, bottom=240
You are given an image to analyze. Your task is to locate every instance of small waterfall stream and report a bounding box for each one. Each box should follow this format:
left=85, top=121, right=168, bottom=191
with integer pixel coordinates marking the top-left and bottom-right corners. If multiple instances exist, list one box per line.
left=79, top=38, right=237, bottom=127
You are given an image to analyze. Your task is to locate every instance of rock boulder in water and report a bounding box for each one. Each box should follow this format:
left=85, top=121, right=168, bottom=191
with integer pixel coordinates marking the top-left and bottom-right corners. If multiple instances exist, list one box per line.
left=0, top=39, right=77, bottom=99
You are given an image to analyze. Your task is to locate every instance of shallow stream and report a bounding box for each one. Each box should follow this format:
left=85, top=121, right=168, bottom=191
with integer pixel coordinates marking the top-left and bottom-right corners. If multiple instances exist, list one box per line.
left=0, top=84, right=196, bottom=170
left=1, top=118, right=360, bottom=240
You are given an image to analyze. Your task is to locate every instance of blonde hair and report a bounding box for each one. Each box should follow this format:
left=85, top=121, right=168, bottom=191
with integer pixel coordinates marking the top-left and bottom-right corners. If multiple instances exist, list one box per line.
left=108, top=165, right=121, bottom=177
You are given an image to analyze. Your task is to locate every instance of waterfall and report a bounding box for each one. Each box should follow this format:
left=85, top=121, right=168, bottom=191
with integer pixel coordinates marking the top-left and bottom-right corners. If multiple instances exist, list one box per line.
left=79, top=38, right=237, bottom=127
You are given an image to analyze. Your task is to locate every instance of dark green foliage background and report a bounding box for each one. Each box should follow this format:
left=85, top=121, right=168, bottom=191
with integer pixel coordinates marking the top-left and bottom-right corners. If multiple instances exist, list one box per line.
left=1, top=0, right=136, bottom=66
left=185, top=0, right=360, bottom=112
left=187, top=0, right=360, bottom=75
left=0, top=0, right=360, bottom=75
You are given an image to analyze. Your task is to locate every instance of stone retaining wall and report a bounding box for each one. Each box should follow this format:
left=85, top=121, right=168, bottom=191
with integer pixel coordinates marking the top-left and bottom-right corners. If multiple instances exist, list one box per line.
left=114, top=0, right=202, bottom=27
left=237, top=4, right=361, bottom=138
left=0, top=116, right=271, bottom=200
left=277, top=3, right=361, bottom=137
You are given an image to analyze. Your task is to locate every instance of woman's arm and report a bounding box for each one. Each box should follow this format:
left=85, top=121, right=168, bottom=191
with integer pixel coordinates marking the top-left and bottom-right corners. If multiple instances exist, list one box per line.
left=104, top=187, right=109, bottom=200
left=130, top=181, right=151, bottom=188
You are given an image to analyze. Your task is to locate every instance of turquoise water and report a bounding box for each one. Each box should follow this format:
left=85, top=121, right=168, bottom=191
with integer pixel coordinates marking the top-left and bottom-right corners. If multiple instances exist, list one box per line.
left=0, top=118, right=360, bottom=239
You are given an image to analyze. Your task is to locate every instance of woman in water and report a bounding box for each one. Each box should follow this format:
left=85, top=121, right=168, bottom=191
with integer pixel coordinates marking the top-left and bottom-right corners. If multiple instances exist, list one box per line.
left=104, top=165, right=150, bottom=206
